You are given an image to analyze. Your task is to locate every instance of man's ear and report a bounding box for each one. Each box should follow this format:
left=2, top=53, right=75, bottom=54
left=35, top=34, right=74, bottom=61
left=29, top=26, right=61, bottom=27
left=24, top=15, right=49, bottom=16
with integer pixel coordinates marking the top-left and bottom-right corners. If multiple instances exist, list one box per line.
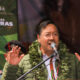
left=37, top=34, right=39, bottom=39
left=75, top=52, right=80, bottom=61
left=37, top=34, right=40, bottom=43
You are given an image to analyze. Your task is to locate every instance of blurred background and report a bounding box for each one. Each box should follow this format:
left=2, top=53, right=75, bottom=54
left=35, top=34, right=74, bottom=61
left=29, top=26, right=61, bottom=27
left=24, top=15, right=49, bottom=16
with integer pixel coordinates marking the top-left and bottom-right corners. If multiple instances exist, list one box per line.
left=18, top=0, right=80, bottom=53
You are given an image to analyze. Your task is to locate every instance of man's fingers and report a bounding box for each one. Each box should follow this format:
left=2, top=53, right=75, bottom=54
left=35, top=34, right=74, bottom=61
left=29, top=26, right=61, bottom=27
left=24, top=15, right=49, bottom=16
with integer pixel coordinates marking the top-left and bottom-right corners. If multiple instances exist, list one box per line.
left=19, top=54, right=24, bottom=60
left=12, top=46, right=18, bottom=52
left=4, top=54, right=7, bottom=58
left=4, top=54, right=7, bottom=61
left=4, top=52, right=11, bottom=62
left=17, top=47, right=21, bottom=55
left=12, top=46, right=21, bottom=55
left=75, top=52, right=80, bottom=61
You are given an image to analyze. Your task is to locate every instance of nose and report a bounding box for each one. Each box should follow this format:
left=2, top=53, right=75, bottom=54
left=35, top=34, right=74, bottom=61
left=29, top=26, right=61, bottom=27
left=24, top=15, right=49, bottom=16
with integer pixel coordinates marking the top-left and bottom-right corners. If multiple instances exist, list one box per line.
left=49, top=34, right=54, bottom=40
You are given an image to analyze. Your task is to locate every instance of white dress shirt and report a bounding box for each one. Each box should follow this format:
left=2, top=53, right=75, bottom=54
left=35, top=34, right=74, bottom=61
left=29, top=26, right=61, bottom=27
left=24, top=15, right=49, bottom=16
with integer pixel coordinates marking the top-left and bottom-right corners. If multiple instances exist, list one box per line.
left=43, top=54, right=57, bottom=80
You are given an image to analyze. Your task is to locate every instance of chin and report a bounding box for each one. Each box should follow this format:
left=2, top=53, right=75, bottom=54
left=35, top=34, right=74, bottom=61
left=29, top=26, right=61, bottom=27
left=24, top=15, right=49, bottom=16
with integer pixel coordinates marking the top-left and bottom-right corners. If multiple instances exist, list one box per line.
left=48, top=48, right=53, bottom=52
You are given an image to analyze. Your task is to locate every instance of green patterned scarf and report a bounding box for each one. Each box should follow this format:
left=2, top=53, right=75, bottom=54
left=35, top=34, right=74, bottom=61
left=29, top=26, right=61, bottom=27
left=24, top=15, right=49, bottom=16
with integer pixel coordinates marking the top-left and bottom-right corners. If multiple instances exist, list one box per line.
left=29, top=40, right=73, bottom=80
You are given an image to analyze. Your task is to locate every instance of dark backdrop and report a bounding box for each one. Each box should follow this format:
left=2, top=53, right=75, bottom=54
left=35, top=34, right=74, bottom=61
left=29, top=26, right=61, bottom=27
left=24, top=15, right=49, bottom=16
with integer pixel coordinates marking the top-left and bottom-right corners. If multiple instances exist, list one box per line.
left=18, top=0, right=80, bottom=54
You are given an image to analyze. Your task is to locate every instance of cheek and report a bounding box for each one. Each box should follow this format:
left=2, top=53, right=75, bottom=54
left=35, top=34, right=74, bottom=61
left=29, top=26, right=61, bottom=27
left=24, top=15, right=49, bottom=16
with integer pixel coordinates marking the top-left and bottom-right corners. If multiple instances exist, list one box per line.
left=55, top=36, right=59, bottom=41
left=41, top=39, right=47, bottom=44
left=38, top=35, right=49, bottom=45
left=44, top=39, right=48, bottom=43
left=55, top=37, right=59, bottom=45
left=40, top=38, right=48, bottom=46
left=42, top=37, right=48, bottom=43
left=56, top=38, right=59, bottom=42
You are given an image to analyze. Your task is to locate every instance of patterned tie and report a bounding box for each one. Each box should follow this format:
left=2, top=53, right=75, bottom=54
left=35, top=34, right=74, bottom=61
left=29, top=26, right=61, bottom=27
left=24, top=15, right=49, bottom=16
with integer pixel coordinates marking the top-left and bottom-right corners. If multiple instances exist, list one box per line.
left=50, top=58, right=55, bottom=80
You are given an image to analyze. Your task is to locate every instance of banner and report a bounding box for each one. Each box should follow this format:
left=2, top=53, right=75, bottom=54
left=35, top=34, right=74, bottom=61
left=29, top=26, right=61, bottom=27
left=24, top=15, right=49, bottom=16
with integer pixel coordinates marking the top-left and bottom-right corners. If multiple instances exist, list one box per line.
left=0, top=0, right=18, bottom=70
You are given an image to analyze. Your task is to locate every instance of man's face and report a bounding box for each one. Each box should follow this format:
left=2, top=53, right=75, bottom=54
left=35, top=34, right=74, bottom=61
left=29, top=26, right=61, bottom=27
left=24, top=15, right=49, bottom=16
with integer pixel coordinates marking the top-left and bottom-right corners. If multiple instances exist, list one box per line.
left=37, top=24, right=59, bottom=53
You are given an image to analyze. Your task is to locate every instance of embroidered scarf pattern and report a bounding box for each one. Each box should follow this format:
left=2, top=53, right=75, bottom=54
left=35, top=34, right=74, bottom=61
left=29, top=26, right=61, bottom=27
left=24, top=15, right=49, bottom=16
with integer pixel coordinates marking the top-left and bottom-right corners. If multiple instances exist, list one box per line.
left=29, top=40, right=73, bottom=80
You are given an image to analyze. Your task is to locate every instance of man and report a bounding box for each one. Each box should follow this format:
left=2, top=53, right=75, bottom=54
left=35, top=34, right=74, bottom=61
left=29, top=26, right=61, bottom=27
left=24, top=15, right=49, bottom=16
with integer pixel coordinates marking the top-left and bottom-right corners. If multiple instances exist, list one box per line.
left=1, top=20, right=80, bottom=80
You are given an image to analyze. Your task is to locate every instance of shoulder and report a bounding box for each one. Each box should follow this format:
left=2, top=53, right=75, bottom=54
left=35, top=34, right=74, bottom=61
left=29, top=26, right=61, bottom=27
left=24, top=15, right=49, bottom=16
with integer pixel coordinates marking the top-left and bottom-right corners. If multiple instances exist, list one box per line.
left=19, top=54, right=30, bottom=66
left=29, top=40, right=40, bottom=50
left=18, top=54, right=32, bottom=74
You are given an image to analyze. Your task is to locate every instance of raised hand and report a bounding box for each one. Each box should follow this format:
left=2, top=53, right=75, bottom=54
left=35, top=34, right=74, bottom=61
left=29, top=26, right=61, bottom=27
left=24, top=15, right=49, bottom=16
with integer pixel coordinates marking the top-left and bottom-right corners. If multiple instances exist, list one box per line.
left=4, top=46, right=24, bottom=65
left=75, top=52, right=80, bottom=61
left=0, top=70, right=2, bottom=75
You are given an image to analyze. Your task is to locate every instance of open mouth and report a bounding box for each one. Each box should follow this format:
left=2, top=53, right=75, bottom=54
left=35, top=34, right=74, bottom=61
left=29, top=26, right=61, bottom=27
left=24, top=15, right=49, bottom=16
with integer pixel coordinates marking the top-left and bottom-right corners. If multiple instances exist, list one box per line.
left=48, top=42, right=51, bottom=46
left=48, top=42, right=57, bottom=48
left=47, top=42, right=53, bottom=48
left=48, top=41, right=55, bottom=45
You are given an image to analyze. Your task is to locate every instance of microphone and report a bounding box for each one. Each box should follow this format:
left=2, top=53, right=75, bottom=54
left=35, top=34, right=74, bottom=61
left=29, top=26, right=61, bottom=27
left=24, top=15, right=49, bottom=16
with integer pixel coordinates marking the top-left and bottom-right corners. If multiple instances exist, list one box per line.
left=51, top=42, right=58, bottom=54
